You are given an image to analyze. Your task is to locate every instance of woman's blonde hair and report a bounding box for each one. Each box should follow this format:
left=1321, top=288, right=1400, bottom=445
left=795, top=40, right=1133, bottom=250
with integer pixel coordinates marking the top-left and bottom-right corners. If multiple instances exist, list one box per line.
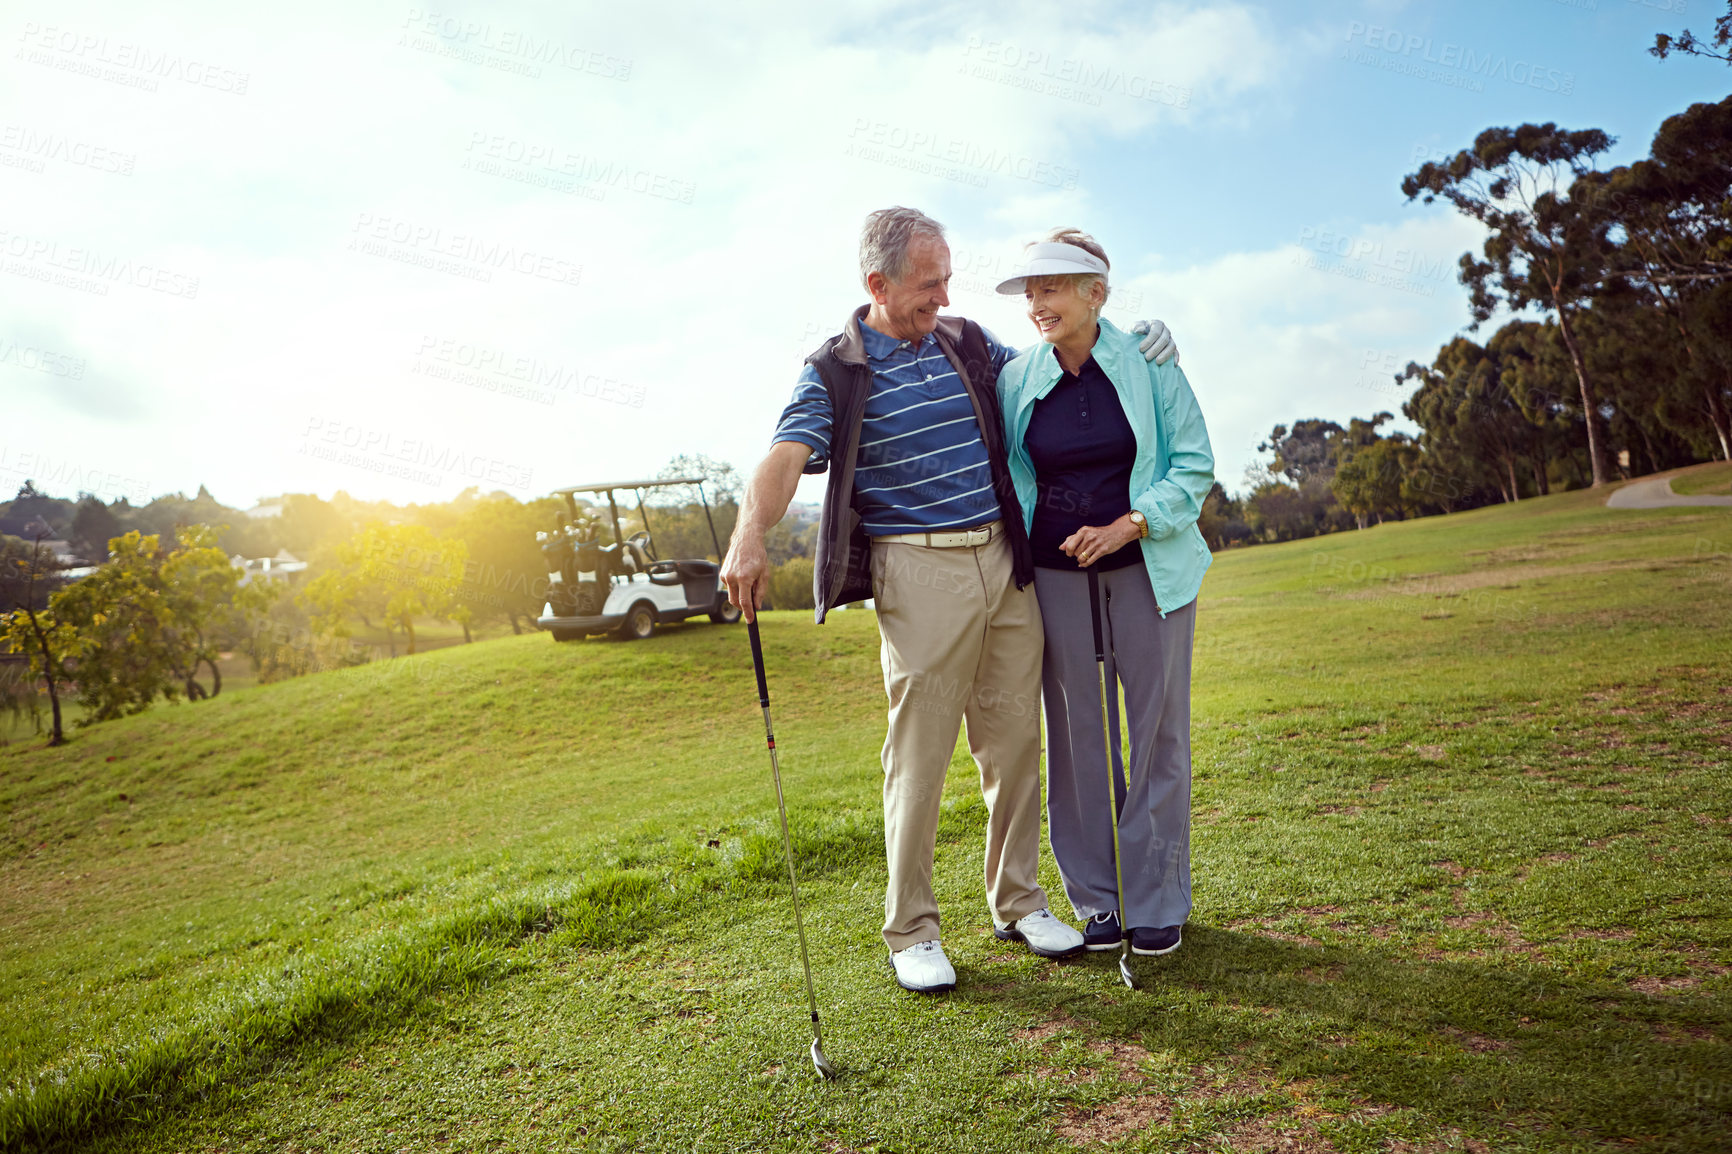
left=1026, top=227, right=1110, bottom=307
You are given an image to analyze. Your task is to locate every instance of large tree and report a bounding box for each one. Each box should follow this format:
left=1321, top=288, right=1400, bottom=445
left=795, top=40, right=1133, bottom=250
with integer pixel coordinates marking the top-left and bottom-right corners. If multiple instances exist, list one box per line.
left=1589, top=96, right=1732, bottom=460
left=1404, top=124, right=1618, bottom=485
left=1402, top=339, right=1524, bottom=504
left=51, top=527, right=257, bottom=719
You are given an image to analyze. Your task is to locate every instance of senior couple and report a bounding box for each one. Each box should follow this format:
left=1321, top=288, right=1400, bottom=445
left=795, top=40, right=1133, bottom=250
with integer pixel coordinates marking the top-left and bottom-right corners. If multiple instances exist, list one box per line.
left=721, top=207, right=1215, bottom=994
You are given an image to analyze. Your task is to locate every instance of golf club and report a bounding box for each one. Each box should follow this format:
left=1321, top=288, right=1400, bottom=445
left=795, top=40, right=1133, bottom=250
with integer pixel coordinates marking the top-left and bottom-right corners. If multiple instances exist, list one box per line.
left=747, top=618, right=839, bottom=1079
left=1086, top=569, right=1138, bottom=990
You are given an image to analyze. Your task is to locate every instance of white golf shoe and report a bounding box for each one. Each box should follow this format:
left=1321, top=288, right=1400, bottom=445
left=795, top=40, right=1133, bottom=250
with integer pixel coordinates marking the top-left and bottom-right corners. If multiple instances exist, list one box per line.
left=890, top=939, right=957, bottom=993
left=993, top=908, right=1086, bottom=958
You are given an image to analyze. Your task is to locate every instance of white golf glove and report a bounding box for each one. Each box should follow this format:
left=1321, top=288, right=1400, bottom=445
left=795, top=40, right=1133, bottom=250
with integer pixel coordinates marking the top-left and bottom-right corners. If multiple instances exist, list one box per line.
left=1131, top=319, right=1180, bottom=366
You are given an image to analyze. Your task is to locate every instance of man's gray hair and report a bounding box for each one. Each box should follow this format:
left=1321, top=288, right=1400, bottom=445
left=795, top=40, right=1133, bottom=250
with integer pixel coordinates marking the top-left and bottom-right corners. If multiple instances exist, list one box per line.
left=860, top=206, right=946, bottom=289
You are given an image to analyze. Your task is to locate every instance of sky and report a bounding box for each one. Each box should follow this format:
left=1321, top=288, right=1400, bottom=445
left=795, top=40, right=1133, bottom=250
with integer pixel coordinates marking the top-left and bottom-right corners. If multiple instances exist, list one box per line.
left=1, top=0, right=1725, bottom=513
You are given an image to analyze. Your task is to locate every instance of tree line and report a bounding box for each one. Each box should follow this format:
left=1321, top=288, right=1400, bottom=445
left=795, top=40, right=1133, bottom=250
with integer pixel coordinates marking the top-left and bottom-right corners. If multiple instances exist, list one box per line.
left=1215, top=47, right=1730, bottom=543
left=0, top=455, right=827, bottom=743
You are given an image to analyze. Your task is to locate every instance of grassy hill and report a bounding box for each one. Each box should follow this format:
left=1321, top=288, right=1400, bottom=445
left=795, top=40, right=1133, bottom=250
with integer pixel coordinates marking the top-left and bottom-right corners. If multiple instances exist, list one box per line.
left=2, top=476, right=1729, bottom=1152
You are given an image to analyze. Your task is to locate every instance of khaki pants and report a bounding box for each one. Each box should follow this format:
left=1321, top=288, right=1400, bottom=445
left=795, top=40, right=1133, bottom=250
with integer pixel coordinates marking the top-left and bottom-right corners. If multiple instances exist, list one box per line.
left=871, top=528, right=1049, bottom=951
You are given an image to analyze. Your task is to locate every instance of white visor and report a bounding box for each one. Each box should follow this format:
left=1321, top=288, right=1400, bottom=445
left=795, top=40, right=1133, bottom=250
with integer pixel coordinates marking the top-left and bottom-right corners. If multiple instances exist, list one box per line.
left=994, top=241, right=1109, bottom=295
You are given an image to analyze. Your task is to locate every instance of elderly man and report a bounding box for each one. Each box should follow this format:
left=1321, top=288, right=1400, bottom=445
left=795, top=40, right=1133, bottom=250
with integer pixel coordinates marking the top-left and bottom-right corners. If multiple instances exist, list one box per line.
left=721, top=206, right=1177, bottom=994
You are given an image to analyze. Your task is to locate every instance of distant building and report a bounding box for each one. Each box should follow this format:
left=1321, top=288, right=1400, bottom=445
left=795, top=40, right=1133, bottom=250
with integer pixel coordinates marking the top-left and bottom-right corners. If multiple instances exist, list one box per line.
left=232, top=549, right=308, bottom=584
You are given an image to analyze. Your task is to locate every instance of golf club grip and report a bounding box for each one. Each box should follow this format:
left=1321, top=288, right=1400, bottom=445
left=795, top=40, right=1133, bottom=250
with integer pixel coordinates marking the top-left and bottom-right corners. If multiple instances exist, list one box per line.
left=1086, top=568, right=1105, bottom=661
left=747, top=619, right=770, bottom=706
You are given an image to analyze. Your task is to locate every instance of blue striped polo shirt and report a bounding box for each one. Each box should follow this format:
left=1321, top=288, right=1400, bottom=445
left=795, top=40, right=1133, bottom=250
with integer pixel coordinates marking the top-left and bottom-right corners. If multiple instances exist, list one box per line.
left=773, top=319, right=1018, bottom=535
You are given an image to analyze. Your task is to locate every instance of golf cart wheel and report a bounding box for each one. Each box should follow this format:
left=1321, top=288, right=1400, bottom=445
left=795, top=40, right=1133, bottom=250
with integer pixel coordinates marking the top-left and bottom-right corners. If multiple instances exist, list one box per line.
left=618, top=602, right=657, bottom=641
left=709, top=598, right=742, bottom=625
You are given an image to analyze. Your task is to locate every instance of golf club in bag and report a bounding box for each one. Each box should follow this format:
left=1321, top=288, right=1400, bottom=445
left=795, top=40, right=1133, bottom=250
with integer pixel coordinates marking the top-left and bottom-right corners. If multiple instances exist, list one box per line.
left=747, top=618, right=838, bottom=1079
left=1087, top=569, right=1139, bottom=990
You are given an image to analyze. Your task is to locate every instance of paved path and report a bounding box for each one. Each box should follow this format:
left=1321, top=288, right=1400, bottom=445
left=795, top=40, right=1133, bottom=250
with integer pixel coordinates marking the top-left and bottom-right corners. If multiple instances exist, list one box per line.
left=1606, top=476, right=1732, bottom=509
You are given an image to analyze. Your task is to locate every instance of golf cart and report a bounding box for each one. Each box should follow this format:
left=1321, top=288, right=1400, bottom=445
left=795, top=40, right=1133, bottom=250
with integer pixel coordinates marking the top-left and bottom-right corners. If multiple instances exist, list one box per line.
left=535, top=477, right=741, bottom=641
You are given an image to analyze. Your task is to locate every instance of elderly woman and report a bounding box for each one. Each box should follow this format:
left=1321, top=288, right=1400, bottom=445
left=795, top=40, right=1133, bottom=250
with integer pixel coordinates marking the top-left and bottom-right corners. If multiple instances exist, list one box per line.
left=994, top=229, right=1215, bottom=957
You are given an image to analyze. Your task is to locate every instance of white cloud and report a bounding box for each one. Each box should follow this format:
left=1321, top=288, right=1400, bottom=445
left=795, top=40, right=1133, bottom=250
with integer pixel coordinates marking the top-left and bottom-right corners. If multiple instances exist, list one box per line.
left=1114, top=209, right=1487, bottom=493
left=2, top=0, right=1329, bottom=512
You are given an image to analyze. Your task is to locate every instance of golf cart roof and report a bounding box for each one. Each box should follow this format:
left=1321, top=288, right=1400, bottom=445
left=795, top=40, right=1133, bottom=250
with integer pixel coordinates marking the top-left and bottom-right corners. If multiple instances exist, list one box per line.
left=552, top=477, right=706, bottom=495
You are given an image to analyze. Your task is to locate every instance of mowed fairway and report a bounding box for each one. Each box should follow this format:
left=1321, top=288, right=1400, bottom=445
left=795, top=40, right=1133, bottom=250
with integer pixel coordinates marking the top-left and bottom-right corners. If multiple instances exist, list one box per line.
left=3, top=476, right=1730, bottom=1153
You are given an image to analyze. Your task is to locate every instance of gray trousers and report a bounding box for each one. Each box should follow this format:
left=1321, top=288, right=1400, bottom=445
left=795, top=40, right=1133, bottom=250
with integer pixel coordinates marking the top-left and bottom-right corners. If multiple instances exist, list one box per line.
left=1034, top=565, right=1196, bottom=930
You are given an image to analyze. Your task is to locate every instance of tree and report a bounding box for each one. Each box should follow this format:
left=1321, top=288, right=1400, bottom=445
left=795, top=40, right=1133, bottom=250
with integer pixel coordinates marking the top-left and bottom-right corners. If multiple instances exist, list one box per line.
left=1243, top=480, right=1319, bottom=543
left=650, top=455, right=742, bottom=561
left=767, top=557, right=815, bottom=612
left=158, top=525, right=269, bottom=699
left=1590, top=96, right=1732, bottom=460
left=448, top=493, right=566, bottom=634
left=1258, top=419, right=1345, bottom=485
left=51, top=527, right=258, bottom=720
left=0, top=527, right=79, bottom=745
left=50, top=532, right=177, bottom=721
left=275, top=493, right=351, bottom=561
left=1574, top=291, right=1706, bottom=473
left=1196, top=483, right=1250, bottom=550
left=300, top=523, right=468, bottom=655
left=1652, top=2, right=1732, bottom=64
left=1250, top=419, right=1354, bottom=538
left=69, top=495, right=122, bottom=561
left=1404, top=124, right=1618, bottom=485
left=1490, top=322, right=1589, bottom=492
left=1331, top=435, right=1419, bottom=528
left=0, top=481, right=75, bottom=540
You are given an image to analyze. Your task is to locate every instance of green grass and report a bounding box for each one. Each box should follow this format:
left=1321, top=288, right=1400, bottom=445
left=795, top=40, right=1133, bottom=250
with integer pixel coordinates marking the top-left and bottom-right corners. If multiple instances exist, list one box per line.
left=1669, top=460, right=1732, bottom=497
left=2, top=485, right=1729, bottom=1152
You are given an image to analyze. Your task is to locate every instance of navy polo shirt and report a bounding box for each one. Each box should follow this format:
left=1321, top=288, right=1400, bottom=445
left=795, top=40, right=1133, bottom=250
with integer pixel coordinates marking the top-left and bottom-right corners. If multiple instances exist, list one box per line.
left=771, top=319, right=1015, bottom=535
left=1025, top=355, right=1140, bottom=571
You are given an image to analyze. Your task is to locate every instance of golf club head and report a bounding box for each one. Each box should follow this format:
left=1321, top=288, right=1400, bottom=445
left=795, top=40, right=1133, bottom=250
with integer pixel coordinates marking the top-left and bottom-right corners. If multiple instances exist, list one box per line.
left=811, top=1039, right=838, bottom=1079
left=1118, top=948, right=1138, bottom=990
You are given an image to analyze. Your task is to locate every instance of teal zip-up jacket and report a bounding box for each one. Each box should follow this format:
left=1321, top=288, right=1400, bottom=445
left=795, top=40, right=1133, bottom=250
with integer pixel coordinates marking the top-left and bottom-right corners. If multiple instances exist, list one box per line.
left=997, top=316, right=1215, bottom=616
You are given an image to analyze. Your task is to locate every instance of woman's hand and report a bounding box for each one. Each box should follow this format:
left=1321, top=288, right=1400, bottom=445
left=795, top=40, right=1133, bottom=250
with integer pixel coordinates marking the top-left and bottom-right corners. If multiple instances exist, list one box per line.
left=1060, top=514, right=1142, bottom=568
